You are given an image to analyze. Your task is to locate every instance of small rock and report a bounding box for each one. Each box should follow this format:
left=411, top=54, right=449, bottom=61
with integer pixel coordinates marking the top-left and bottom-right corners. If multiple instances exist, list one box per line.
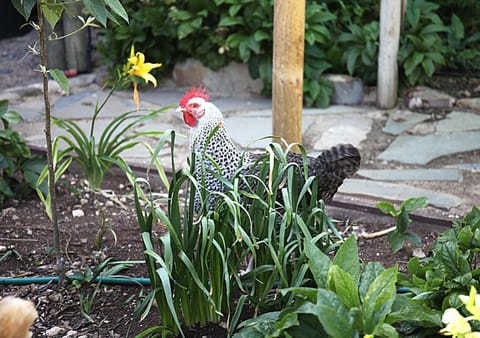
left=118, top=183, right=125, bottom=190
left=12, top=214, right=19, bottom=221
left=72, top=209, right=85, bottom=218
left=322, top=74, right=364, bottom=105
left=0, top=245, right=7, bottom=252
left=80, top=198, right=88, bottom=205
left=412, top=248, right=426, bottom=259
left=406, top=86, right=455, bottom=109
left=46, top=326, right=65, bottom=336
left=64, top=330, right=78, bottom=337
left=80, top=238, right=88, bottom=244
left=26, top=228, right=33, bottom=236
left=456, top=97, right=480, bottom=110
left=105, top=200, right=114, bottom=207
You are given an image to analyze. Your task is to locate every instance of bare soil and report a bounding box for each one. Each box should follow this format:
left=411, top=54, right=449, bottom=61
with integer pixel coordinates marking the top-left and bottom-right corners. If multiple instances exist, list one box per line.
left=1, top=30, right=479, bottom=337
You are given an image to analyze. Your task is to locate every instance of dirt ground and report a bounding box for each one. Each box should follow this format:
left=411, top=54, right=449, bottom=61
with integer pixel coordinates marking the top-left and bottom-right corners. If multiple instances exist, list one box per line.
left=1, top=30, right=479, bottom=337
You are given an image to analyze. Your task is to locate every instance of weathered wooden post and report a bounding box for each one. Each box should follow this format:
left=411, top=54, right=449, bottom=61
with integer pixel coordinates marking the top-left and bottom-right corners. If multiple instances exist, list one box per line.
left=272, top=0, right=305, bottom=148
left=63, top=2, right=90, bottom=73
left=377, top=0, right=402, bottom=108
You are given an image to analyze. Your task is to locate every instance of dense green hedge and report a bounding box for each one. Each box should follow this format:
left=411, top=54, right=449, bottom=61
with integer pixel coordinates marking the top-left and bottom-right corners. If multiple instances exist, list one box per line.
left=98, top=0, right=480, bottom=107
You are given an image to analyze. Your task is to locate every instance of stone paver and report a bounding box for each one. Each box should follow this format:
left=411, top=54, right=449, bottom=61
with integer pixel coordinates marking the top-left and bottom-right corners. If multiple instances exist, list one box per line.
left=382, top=110, right=430, bottom=135
left=357, top=168, right=463, bottom=181
left=436, top=111, right=480, bottom=133
left=339, top=179, right=463, bottom=209
left=378, top=131, right=480, bottom=164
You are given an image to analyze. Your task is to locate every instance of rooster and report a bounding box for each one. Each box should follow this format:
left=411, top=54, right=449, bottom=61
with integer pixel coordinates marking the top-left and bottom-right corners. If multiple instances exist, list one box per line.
left=177, top=85, right=361, bottom=211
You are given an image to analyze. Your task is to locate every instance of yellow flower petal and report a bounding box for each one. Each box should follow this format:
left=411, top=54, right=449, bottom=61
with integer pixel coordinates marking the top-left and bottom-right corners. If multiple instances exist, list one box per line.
left=133, top=82, right=139, bottom=111
left=440, top=308, right=472, bottom=337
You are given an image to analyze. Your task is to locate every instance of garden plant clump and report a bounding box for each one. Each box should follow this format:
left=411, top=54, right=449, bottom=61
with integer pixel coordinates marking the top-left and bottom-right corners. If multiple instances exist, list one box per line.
left=1, top=0, right=480, bottom=337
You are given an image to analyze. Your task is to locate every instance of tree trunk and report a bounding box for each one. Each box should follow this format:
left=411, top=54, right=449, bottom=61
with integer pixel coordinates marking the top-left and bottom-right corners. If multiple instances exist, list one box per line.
left=377, top=0, right=402, bottom=109
left=272, top=0, right=305, bottom=149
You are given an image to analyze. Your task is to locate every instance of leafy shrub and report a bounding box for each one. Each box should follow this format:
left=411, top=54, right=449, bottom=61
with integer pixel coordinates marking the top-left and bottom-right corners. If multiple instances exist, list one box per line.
left=398, top=0, right=449, bottom=85
left=235, top=236, right=441, bottom=337
left=400, top=207, right=480, bottom=326
left=0, top=99, right=45, bottom=203
left=445, top=14, right=480, bottom=72
left=99, top=0, right=479, bottom=106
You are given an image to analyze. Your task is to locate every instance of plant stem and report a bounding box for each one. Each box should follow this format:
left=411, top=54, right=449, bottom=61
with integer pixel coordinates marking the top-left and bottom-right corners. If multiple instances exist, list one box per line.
left=37, top=1, right=64, bottom=282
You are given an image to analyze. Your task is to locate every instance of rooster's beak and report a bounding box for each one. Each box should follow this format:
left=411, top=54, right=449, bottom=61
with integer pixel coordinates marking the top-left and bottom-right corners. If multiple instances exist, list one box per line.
left=176, top=106, right=184, bottom=113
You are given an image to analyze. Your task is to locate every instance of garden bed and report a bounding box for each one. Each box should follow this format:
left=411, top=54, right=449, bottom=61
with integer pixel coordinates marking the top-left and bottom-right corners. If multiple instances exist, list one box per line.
left=0, top=164, right=439, bottom=337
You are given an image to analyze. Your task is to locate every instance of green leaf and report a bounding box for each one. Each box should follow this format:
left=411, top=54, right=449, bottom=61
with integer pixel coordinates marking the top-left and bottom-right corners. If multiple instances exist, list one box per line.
left=49, top=69, right=70, bottom=95
left=42, top=4, right=64, bottom=30
left=450, top=14, right=464, bottom=39
left=362, top=266, right=397, bottom=334
left=400, top=197, right=428, bottom=212
left=358, top=262, right=385, bottom=301
left=315, top=289, right=353, bottom=337
left=82, top=0, right=108, bottom=27
left=328, top=265, right=360, bottom=309
left=332, top=235, right=360, bottom=283
left=376, top=201, right=397, bottom=216
left=218, top=16, right=243, bottom=27
left=104, top=0, right=129, bottom=23
left=304, top=239, right=330, bottom=288
left=396, top=207, right=411, bottom=233
left=387, top=231, right=405, bottom=253
left=405, top=232, right=422, bottom=248
left=11, top=0, right=37, bottom=20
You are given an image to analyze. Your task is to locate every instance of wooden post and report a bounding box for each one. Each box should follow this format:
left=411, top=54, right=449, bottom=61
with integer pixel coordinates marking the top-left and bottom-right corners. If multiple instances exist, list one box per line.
left=377, top=0, right=402, bottom=109
left=272, top=0, right=305, bottom=148
left=63, top=2, right=90, bottom=73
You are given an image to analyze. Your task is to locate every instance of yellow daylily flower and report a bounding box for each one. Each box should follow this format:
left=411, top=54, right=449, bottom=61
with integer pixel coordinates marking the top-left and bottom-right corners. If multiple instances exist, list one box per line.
left=460, top=286, right=480, bottom=321
left=125, top=45, right=162, bottom=110
left=440, top=308, right=472, bottom=337
left=127, top=45, right=162, bottom=86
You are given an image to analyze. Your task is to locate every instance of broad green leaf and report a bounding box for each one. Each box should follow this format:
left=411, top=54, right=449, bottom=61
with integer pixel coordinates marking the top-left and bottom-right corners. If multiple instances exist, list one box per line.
left=0, top=100, right=8, bottom=116
left=316, top=289, right=353, bottom=337
left=401, top=196, right=428, bottom=212
left=42, top=4, right=64, bottom=29
left=332, top=235, right=360, bottom=283
left=304, top=239, right=330, bottom=288
left=11, top=0, right=37, bottom=20
left=405, top=232, right=422, bottom=247
left=376, top=201, right=397, bottom=216
left=49, top=69, right=70, bottom=95
left=387, top=231, right=405, bottom=253
left=328, top=265, right=360, bottom=309
left=104, top=0, right=129, bottom=23
left=389, top=294, right=442, bottom=327
left=82, top=0, right=108, bottom=27
left=362, top=266, right=398, bottom=333
left=397, top=207, right=411, bottom=233
left=358, top=262, right=385, bottom=301
left=438, top=242, right=471, bottom=277
left=219, top=16, right=243, bottom=27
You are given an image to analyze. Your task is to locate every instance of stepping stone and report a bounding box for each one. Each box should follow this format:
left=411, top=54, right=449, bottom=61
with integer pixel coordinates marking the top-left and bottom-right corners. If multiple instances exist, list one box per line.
left=436, top=111, right=480, bottom=133
left=377, top=131, right=480, bottom=164
left=309, top=115, right=373, bottom=150
left=383, top=110, right=430, bottom=135
left=338, top=179, right=463, bottom=209
left=357, top=168, right=463, bottom=181
left=447, top=163, right=480, bottom=172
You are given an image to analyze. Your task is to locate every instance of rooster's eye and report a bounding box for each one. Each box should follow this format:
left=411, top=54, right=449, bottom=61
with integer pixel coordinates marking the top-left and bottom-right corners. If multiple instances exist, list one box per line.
left=190, top=103, right=199, bottom=108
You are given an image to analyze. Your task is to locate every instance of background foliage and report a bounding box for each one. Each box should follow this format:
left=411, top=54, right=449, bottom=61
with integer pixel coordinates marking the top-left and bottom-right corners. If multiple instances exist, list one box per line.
left=98, top=0, right=480, bottom=107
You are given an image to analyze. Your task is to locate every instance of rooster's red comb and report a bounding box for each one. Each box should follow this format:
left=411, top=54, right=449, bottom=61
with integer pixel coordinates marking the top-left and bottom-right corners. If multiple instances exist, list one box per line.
left=179, top=85, right=210, bottom=107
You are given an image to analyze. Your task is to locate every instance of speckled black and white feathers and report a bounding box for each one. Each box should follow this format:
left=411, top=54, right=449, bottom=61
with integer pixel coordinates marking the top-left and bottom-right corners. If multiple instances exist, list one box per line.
left=185, top=100, right=360, bottom=211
